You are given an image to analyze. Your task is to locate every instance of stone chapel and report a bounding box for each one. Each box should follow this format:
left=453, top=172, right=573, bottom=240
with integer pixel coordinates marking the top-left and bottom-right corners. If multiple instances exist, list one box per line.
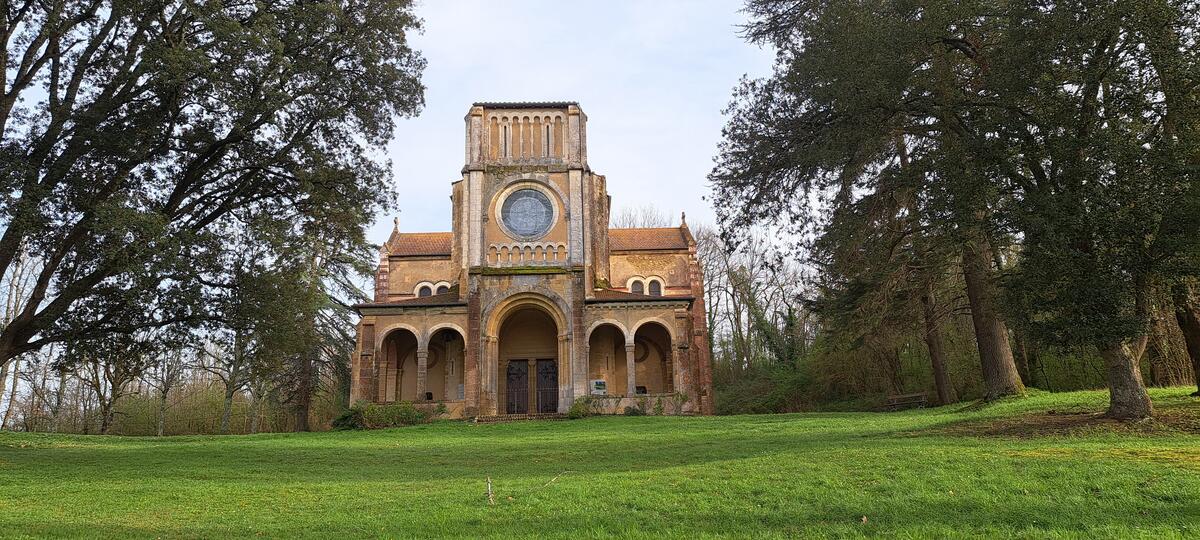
left=352, top=102, right=714, bottom=417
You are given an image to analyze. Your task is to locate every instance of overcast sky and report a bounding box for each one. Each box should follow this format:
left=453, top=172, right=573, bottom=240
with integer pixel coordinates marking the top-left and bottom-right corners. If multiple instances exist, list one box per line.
left=374, top=0, right=775, bottom=241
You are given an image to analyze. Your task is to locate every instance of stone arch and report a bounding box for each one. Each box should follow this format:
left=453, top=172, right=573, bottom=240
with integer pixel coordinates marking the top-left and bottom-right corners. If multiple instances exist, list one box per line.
left=422, top=322, right=467, bottom=349
left=483, top=290, right=572, bottom=336
left=378, top=323, right=424, bottom=351
left=483, top=291, right=572, bottom=415
left=586, top=319, right=629, bottom=341
left=378, top=325, right=421, bottom=402
left=632, top=319, right=675, bottom=395
left=586, top=321, right=627, bottom=398
left=645, top=276, right=665, bottom=296
left=631, top=317, right=677, bottom=344
left=426, top=324, right=467, bottom=402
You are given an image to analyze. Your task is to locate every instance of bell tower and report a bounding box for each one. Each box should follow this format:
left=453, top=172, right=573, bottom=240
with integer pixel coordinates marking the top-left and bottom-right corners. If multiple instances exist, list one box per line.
left=455, top=102, right=595, bottom=273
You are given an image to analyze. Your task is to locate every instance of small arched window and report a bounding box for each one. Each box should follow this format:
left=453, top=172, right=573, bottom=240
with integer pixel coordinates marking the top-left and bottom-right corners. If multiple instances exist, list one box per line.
left=631, top=280, right=644, bottom=295
left=418, top=285, right=433, bottom=297
left=648, top=280, right=662, bottom=297
left=436, top=285, right=449, bottom=295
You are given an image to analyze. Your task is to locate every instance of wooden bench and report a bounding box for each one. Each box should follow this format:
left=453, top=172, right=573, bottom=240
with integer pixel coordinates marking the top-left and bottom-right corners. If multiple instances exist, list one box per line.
left=885, top=392, right=927, bottom=411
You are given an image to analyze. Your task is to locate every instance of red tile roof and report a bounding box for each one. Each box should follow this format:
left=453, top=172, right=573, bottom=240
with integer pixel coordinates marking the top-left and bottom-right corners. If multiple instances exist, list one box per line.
left=608, top=228, right=689, bottom=251
left=587, top=289, right=693, bottom=303
left=389, top=232, right=452, bottom=257
left=355, top=290, right=465, bottom=310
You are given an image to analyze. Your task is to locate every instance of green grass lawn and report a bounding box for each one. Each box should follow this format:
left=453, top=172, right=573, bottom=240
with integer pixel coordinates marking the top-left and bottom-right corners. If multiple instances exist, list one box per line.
left=2, top=388, right=1198, bottom=539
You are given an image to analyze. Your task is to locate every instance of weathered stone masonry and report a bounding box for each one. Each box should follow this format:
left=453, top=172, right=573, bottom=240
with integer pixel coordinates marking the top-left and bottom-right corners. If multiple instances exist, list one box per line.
left=352, top=102, right=714, bottom=417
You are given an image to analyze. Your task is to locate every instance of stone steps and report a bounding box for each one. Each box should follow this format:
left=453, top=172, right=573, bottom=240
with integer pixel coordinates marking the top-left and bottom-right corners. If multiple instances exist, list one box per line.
left=473, top=412, right=568, bottom=424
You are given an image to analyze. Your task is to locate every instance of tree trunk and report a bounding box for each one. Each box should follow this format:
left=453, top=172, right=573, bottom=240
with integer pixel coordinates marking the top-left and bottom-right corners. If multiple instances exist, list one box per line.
left=220, top=384, right=236, bottom=435
left=50, top=373, right=68, bottom=433
left=294, top=351, right=314, bottom=432
left=1, top=359, right=19, bottom=429
left=961, top=233, right=1025, bottom=400
left=249, top=396, right=262, bottom=434
left=0, top=362, right=9, bottom=426
left=1012, top=330, right=1034, bottom=388
left=1173, top=282, right=1200, bottom=396
left=156, top=391, right=168, bottom=437
left=98, top=399, right=114, bottom=435
left=1099, top=341, right=1154, bottom=420
left=921, top=283, right=958, bottom=405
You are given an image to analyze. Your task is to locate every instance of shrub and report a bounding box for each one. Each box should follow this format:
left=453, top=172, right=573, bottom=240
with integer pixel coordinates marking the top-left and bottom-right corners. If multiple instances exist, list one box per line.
left=335, top=401, right=433, bottom=430
left=331, top=407, right=367, bottom=430
left=361, top=401, right=431, bottom=428
left=623, top=405, right=645, bottom=416
left=568, top=396, right=595, bottom=419
left=652, top=397, right=665, bottom=416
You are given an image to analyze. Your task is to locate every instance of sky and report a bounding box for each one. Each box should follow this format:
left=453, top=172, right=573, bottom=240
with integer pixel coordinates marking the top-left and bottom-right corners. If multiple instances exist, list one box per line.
left=374, top=0, right=776, bottom=241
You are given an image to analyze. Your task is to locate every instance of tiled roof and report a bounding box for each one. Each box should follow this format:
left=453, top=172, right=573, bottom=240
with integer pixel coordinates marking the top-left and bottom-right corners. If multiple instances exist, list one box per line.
left=474, top=101, right=578, bottom=109
left=608, top=228, right=689, bottom=251
left=389, top=232, right=452, bottom=257
left=587, top=289, right=693, bottom=303
left=355, top=290, right=465, bottom=309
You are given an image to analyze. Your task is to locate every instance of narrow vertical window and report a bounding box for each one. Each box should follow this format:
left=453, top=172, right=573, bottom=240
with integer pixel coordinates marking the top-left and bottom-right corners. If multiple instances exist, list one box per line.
left=544, top=124, right=551, bottom=157
left=418, top=285, right=432, bottom=297
left=649, top=280, right=662, bottom=297
left=436, top=285, right=449, bottom=295
left=631, top=280, right=644, bottom=295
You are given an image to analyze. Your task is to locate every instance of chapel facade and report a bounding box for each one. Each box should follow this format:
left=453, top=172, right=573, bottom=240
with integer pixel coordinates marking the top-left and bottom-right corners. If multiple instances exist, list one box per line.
left=351, top=102, right=714, bottom=417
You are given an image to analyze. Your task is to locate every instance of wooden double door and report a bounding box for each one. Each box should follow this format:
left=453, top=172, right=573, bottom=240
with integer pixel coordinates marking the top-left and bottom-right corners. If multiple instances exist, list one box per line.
left=505, top=359, right=558, bottom=414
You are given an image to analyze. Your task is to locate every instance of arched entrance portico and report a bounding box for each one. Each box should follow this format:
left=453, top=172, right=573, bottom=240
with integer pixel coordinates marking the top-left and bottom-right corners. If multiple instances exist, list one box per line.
left=427, top=327, right=466, bottom=401
left=484, top=293, right=571, bottom=415
left=632, top=321, right=674, bottom=395
left=379, top=327, right=420, bottom=402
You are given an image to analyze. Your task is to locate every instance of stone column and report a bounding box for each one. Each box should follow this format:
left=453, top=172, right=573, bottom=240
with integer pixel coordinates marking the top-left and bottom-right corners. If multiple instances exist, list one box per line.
left=483, top=336, right=498, bottom=415
left=369, top=352, right=379, bottom=403
left=416, top=349, right=428, bottom=401
left=559, top=333, right=571, bottom=412
left=445, top=344, right=455, bottom=401
left=665, top=344, right=676, bottom=394
left=582, top=345, right=591, bottom=395
left=625, top=343, right=637, bottom=396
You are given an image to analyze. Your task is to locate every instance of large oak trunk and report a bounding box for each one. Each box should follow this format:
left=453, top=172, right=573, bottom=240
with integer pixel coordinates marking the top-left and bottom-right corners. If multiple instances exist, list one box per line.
left=1173, top=282, right=1200, bottom=396
left=961, top=233, right=1025, bottom=400
left=920, top=283, right=958, bottom=405
left=1099, top=341, right=1154, bottom=420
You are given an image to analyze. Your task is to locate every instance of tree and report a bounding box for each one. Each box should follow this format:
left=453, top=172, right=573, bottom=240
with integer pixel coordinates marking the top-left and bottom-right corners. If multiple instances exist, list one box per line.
left=74, top=333, right=158, bottom=434
left=718, top=0, right=1200, bottom=419
left=0, top=245, right=36, bottom=428
left=611, top=205, right=672, bottom=228
left=712, top=0, right=1024, bottom=401
left=990, top=3, right=1200, bottom=419
left=0, top=1, right=426, bottom=370
left=143, top=349, right=186, bottom=437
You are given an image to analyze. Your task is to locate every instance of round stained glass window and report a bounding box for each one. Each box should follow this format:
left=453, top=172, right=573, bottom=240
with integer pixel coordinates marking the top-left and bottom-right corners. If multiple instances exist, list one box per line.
left=501, top=189, right=554, bottom=239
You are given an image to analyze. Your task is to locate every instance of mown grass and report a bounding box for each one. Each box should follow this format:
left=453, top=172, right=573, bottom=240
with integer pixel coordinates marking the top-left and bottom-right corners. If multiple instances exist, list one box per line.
left=1, top=388, right=1198, bottom=539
